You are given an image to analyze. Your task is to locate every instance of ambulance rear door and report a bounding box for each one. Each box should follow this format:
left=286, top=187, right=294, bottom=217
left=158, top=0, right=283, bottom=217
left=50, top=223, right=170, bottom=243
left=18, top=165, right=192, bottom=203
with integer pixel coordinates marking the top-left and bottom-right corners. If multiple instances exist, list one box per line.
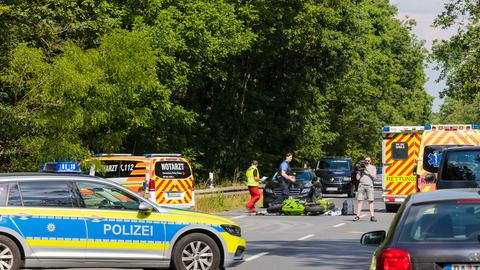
left=382, top=126, right=423, bottom=212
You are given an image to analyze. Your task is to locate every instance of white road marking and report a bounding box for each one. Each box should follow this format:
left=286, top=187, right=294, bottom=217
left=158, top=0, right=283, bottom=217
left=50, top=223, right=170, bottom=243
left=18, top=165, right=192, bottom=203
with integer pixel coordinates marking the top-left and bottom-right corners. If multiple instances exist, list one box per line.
left=297, top=234, right=314, bottom=241
left=333, top=223, right=345, bottom=228
left=231, top=215, right=246, bottom=220
left=245, top=252, right=269, bottom=262
left=360, top=214, right=366, bottom=218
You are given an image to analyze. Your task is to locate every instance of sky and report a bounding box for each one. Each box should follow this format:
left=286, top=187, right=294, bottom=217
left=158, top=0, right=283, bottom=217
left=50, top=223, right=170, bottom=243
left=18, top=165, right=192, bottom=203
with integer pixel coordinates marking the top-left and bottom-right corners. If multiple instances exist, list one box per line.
left=390, top=0, right=457, bottom=112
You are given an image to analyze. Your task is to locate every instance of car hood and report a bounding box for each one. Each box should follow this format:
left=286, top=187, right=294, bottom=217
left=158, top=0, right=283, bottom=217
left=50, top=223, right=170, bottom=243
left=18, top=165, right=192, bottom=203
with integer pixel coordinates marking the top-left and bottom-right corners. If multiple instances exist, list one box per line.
left=162, top=207, right=239, bottom=226
left=316, top=170, right=350, bottom=178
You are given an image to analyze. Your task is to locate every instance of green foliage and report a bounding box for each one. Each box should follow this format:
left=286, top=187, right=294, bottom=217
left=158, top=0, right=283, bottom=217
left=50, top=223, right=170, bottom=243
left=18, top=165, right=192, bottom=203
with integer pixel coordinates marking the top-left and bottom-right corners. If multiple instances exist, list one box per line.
left=0, top=0, right=431, bottom=180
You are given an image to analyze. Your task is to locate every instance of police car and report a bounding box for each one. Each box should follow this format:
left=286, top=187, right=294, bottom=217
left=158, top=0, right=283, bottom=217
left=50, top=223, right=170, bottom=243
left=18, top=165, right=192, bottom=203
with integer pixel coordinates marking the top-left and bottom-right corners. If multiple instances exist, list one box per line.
left=0, top=165, right=245, bottom=270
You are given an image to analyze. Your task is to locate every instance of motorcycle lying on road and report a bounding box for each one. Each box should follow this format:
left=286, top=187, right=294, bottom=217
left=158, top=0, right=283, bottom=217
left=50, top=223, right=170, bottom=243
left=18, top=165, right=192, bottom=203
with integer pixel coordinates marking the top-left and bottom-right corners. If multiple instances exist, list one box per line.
left=266, top=198, right=335, bottom=216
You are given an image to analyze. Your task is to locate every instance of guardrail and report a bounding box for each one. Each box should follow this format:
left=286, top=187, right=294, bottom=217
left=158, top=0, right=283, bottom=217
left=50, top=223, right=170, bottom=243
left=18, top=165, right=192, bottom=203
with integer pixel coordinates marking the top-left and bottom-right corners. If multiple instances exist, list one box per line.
left=196, top=185, right=265, bottom=197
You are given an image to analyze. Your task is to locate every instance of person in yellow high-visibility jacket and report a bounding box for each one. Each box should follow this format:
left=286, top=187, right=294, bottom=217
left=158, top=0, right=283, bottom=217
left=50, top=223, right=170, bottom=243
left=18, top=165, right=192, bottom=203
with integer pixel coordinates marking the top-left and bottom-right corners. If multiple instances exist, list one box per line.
left=245, top=160, right=261, bottom=215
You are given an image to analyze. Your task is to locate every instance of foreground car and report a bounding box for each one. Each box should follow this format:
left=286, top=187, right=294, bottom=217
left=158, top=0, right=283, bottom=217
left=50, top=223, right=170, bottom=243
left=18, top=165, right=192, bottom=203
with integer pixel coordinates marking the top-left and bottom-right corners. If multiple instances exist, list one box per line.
left=0, top=173, right=245, bottom=270
left=263, top=168, right=322, bottom=208
left=361, top=189, right=480, bottom=270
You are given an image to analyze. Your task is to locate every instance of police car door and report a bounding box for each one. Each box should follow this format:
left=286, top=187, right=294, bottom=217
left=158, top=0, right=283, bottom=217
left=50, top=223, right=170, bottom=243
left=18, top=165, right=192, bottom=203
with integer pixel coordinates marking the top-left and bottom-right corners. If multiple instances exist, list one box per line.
left=75, top=181, right=166, bottom=264
left=7, top=181, right=87, bottom=260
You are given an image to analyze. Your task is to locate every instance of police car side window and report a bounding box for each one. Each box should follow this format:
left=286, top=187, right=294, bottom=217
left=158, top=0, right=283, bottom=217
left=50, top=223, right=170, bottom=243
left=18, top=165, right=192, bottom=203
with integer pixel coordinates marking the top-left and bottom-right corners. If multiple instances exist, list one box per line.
left=0, top=183, right=9, bottom=206
left=19, top=182, right=75, bottom=208
left=76, top=182, right=141, bottom=211
left=7, top=183, right=22, bottom=206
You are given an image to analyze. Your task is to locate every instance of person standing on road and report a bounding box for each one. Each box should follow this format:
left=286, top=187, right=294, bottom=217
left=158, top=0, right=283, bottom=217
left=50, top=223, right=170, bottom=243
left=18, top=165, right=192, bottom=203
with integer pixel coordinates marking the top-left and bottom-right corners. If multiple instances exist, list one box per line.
left=354, top=156, right=377, bottom=222
left=245, top=160, right=261, bottom=215
left=272, top=152, right=296, bottom=205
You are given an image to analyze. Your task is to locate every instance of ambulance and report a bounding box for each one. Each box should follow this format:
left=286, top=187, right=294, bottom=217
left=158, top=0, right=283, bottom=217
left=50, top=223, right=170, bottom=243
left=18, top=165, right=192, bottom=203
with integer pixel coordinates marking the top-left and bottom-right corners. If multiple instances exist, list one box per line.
left=90, top=153, right=195, bottom=208
left=415, top=124, right=480, bottom=193
left=382, top=126, right=424, bottom=212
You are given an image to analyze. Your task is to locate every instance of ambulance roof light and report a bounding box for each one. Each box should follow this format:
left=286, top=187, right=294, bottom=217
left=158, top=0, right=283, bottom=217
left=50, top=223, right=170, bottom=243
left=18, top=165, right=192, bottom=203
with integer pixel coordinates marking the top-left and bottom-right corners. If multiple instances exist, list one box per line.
left=95, top=153, right=132, bottom=157
left=382, top=126, right=390, bottom=132
left=40, top=162, right=81, bottom=173
left=473, top=124, right=479, bottom=129
left=144, top=153, right=182, bottom=157
left=424, top=124, right=431, bottom=130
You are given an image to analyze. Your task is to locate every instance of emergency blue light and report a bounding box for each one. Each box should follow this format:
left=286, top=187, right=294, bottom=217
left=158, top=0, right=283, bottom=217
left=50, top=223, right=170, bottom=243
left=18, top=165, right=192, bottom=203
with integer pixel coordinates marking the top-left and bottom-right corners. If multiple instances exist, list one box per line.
left=144, top=153, right=182, bottom=157
left=40, top=162, right=81, bottom=173
left=382, top=126, right=390, bottom=132
left=473, top=124, right=479, bottom=129
left=424, top=124, right=431, bottom=130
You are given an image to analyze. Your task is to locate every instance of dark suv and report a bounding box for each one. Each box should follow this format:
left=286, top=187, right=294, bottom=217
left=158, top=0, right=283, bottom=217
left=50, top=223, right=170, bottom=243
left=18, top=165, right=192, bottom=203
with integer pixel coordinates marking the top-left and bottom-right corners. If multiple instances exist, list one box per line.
left=262, top=168, right=322, bottom=208
left=315, top=157, right=356, bottom=198
left=429, top=146, right=480, bottom=189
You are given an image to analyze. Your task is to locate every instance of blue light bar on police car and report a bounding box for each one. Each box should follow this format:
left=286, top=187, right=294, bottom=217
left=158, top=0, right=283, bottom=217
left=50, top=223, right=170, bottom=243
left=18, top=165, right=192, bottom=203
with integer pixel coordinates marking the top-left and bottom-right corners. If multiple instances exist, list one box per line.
left=40, top=162, right=81, bottom=173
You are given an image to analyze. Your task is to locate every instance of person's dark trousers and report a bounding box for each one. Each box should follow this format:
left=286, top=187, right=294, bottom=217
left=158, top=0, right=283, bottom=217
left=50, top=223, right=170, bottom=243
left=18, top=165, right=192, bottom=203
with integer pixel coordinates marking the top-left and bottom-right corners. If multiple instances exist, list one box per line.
left=272, top=179, right=290, bottom=205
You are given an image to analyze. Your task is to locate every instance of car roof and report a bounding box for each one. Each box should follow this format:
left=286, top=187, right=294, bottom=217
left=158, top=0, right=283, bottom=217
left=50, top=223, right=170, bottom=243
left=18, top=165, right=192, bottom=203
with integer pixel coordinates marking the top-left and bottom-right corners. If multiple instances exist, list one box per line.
left=410, top=188, right=480, bottom=204
left=442, top=146, right=480, bottom=153
left=0, top=173, right=113, bottom=183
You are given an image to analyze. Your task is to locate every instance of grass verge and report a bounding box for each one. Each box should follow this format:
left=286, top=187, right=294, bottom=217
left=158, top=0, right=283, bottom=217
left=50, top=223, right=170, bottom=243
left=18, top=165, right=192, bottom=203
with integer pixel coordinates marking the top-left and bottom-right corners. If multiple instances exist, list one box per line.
left=195, top=192, right=263, bottom=213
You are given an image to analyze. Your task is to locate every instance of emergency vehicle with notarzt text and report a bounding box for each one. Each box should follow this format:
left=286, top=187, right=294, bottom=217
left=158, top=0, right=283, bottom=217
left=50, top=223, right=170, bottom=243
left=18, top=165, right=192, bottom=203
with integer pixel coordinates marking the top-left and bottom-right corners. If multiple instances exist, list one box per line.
left=382, top=126, right=424, bottom=212
left=89, top=154, right=195, bottom=209
left=415, top=124, right=480, bottom=193
left=0, top=171, right=244, bottom=270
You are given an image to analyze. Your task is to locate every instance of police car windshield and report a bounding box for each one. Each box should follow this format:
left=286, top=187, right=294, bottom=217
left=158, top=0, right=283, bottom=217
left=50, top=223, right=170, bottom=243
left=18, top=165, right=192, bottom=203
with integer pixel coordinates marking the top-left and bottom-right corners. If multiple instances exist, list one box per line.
left=316, top=160, right=350, bottom=171
left=441, top=151, right=480, bottom=181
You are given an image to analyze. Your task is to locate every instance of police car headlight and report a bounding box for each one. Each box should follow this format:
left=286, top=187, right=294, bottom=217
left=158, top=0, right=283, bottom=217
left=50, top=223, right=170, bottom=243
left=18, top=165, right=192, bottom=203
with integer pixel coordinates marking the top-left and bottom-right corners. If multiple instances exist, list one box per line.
left=301, top=188, right=311, bottom=194
left=221, top=225, right=241, bottom=237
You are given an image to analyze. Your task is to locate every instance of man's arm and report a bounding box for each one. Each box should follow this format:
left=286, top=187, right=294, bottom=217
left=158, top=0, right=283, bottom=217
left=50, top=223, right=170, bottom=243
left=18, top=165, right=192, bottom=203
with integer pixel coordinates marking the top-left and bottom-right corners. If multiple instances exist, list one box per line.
left=254, top=168, right=260, bottom=181
left=281, top=170, right=295, bottom=182
left=365, top=167, right=376, bottom=180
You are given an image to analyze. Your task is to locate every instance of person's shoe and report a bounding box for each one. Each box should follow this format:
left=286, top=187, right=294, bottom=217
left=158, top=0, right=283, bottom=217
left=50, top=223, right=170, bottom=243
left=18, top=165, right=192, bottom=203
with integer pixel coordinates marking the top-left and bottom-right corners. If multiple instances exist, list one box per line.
left=370, top=216, right=377, bottom=222
left=353, top=215, right=360, bottom=222
left=249, top=212, right=257, bottom=216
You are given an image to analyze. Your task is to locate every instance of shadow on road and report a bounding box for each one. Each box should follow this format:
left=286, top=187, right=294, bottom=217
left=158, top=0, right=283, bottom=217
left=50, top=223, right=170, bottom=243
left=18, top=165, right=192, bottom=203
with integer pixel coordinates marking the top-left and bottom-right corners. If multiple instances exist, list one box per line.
left=245, top=239, right=376, bottom=269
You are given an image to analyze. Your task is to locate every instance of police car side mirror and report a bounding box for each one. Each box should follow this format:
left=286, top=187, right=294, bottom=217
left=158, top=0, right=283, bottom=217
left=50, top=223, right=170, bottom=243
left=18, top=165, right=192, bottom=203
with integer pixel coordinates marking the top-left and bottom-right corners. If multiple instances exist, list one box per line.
left=425, top=173, right=436, bottom=184
left=139, top=202, right=153, bottom=213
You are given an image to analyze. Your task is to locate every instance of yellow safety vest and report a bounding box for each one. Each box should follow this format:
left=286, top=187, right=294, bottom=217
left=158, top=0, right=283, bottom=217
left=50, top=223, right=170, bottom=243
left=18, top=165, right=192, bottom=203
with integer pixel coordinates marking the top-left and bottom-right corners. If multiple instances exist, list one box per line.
left=246, top=165, right=259, bottom=187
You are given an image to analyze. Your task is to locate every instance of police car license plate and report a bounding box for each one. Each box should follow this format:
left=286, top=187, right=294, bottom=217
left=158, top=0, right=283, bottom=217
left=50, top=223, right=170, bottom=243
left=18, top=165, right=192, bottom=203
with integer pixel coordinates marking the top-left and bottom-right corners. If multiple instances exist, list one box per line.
left=326, top=187, right=338, bottom=191
left=444, top=264, right=480, bottom=270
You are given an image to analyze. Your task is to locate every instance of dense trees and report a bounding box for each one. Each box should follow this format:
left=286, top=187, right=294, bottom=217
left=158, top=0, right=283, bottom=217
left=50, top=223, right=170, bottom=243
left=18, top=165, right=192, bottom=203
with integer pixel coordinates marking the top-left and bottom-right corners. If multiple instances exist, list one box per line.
left=0, top=0, right=431, bottom=179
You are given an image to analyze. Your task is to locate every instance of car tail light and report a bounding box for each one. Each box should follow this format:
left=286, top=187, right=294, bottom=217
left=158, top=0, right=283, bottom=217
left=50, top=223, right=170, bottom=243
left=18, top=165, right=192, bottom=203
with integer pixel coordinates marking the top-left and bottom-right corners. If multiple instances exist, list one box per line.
left=376, top=248, right=411, bottom=270
left=148, top=179, right=156, bottom=191
left=457, top=199, right=480, bottom=203
left=384, top=196, right=394, bottom=202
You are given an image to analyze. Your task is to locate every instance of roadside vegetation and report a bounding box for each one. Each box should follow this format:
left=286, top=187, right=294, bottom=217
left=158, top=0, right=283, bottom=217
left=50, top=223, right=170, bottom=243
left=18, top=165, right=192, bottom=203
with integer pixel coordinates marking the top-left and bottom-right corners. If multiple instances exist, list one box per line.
left=0, top=0, right=433, bottom=182
left=195, top=192, right=257, bottom=213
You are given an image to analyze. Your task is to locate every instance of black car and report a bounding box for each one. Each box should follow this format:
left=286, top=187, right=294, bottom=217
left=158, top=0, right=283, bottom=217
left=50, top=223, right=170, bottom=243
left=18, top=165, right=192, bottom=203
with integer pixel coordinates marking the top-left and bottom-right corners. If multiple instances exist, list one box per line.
left=361, top=189, right=480, bottom=270
left=315, top=157, right=356, bottom=198
left=262, top=168, right=322, bottom=208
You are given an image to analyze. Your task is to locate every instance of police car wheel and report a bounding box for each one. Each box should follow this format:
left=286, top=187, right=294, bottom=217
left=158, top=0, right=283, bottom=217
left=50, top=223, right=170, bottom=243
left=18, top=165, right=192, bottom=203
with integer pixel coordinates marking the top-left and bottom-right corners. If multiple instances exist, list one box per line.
left=0, top=236, right=21, bottom=270
left=172, top=233, right=220, bottom=270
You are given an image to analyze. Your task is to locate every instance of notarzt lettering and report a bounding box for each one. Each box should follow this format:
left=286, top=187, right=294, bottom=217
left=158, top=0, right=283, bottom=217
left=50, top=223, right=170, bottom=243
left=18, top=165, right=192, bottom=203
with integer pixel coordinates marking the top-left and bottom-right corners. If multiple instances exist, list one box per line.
left=104, top=224, right=154, bottom=236
left=161, top=163, right=184, bottom=171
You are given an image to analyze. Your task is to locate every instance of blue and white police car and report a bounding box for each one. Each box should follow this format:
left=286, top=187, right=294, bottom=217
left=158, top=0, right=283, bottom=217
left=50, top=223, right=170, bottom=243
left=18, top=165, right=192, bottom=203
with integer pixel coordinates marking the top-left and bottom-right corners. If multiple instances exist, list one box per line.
left=0, top=163, right=245, bottom=270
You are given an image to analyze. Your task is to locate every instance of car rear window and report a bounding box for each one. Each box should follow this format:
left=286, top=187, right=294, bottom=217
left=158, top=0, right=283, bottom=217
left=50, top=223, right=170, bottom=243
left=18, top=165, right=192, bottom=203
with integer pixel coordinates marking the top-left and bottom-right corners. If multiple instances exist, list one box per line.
left=441, top=151, right=480, bottom=181
left=155, top=161, right=191, bottom=179
left=399, top=201, right=480, bottom=243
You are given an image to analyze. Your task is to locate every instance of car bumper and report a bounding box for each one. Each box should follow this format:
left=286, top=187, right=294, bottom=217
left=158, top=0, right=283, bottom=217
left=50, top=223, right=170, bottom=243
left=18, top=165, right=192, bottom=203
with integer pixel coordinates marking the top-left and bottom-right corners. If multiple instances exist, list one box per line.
left=221, top=233, right=246, bottom=267
left=322, top=182, right=352, bottom=193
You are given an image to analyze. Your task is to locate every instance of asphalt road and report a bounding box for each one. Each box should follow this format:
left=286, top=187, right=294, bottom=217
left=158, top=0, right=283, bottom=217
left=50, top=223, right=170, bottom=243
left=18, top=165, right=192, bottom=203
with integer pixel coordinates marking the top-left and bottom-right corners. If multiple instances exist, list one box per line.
left=218, top=189, right=394, bottom=270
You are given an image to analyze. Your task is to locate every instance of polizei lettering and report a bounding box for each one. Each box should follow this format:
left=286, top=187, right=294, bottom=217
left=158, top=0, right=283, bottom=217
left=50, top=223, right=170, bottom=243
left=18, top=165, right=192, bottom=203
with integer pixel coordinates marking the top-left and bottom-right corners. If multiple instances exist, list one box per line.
left=161, top=162, right=184, bottom=171
left=104, top=224, right=154, bottom=236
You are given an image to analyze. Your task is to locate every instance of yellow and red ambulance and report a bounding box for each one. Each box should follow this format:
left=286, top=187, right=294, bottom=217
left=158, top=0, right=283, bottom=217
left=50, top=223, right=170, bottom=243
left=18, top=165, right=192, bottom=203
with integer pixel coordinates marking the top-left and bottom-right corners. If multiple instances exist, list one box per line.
left=415, top=124, right=480, bottom=193
left=90, top=153, right=195, bottom=208
left=382, top=126, right=424, bottom=212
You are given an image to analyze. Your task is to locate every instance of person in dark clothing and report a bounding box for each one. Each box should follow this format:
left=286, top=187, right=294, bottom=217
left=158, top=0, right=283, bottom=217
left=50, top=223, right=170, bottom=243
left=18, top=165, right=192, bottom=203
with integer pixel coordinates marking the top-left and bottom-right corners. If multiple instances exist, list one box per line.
left=272, top=152, right=296, bottom=205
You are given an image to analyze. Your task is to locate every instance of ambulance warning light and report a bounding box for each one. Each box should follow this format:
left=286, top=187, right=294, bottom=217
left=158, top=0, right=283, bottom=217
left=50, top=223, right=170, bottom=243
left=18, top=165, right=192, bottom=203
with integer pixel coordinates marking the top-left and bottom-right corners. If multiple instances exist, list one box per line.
left=40, top=162, right=81, bottom=173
